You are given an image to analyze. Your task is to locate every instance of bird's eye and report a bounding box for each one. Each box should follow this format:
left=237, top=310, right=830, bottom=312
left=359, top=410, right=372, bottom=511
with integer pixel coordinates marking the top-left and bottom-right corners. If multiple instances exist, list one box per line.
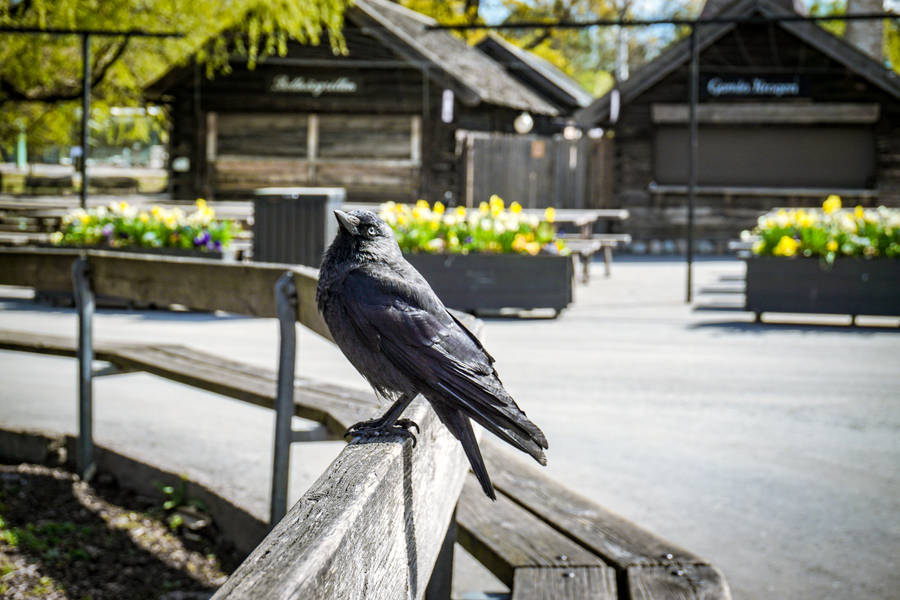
left=366, top=226, right=378, bottom=237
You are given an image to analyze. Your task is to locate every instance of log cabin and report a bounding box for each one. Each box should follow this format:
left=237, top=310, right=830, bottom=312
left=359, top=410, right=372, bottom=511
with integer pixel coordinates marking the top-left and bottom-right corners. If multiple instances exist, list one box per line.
left=574, top=0, right=900, bottom=250
left=146, top=0, right=579, bottom=205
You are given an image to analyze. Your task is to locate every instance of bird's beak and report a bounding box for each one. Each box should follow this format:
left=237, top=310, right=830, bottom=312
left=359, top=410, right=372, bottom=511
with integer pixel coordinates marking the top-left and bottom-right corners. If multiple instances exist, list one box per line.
left=334, top=210, right=360, bottom=236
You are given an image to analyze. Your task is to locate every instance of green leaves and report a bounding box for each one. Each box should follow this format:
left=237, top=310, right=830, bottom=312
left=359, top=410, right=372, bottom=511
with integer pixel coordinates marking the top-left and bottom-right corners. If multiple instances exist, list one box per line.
left=747, top=198, right=900, bottom=263
left=380, top=197, right=568, bottom=256
left=1, top=0, right=352, bottom=150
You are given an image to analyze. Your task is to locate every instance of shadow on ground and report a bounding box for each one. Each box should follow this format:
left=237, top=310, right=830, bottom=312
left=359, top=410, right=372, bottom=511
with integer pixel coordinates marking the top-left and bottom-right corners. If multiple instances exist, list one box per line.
left=689, top=319, right=900, bottom=335
left=0, top=463, right=237, bottom=599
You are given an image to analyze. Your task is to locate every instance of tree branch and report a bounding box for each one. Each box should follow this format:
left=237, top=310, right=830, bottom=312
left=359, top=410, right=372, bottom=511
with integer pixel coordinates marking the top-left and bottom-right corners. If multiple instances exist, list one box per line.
left=0, top=37, right=130, bottom=104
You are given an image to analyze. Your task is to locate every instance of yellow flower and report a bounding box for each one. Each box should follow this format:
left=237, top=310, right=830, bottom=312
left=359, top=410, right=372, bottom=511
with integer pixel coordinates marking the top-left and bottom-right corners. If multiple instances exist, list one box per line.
left=196, top=198, right=207, bottom=209
left=117, top=201, right=129, bottom=213
left=773, top=235, right=800, bottom=257
left=512, top=233, right=528, bottom=252
left=854, top=205, right=864, bottom=220
left=433, top=201, right=445, bottom=215
left=416, top=199, right=429, bottom=210
left=455, top=206, right=467, bottom=218
left=525, top=241, right=541, bottom=256
left=491, top=205, right=503, bottom=218
left=139, top=212, right=149, bottom=224
left=79, top=213, right=91, bottom=224
left=151, top=206, right=162, bottom=218
left=509, top=201, right=522, bottom=214
left=489, top=194, right=504, bottom=211
left=544, top=206, right=556, bottom=223
left=823, top=195, right=842, bottom=214
left=478, top=202, right=489, bottom=215
left=826, top=240, right=838, bottom=252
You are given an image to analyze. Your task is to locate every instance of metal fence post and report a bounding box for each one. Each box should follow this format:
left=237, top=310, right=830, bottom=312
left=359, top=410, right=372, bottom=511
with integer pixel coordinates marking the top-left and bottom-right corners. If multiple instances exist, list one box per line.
left=271, top=271, right=298, bottom=526
left=72, top=256, right=96, bottom=481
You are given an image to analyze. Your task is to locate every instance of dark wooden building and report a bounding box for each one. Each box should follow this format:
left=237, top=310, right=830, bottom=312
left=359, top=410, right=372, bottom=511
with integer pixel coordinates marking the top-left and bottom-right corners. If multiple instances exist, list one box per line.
left=147, top=0, right=559, bottom=203
left=575, top=0, right=900, bottom=250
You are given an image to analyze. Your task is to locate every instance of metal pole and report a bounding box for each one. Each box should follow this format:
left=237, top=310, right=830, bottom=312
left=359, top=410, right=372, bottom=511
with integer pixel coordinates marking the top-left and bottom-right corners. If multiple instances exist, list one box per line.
left=72, top=256, right=95, bottom=481
left=80, top=34, right=90, bottom=210
left=686, top=26, right=699, bottom=304
left=271, top=272, right=298, bottom=526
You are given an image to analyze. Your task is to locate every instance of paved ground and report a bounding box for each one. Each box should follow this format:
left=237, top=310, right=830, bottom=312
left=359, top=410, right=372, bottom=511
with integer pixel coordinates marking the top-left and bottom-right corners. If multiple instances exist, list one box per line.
left=1, top=257, right=898, bottom=599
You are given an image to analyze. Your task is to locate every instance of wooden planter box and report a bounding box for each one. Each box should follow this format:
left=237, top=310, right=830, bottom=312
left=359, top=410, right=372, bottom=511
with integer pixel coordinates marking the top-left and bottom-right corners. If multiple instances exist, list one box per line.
left=744, top=256, right=900, bottom=318
left=33, top=246, right=223, bottom=308
left=404, top=253, right=574, bottom=315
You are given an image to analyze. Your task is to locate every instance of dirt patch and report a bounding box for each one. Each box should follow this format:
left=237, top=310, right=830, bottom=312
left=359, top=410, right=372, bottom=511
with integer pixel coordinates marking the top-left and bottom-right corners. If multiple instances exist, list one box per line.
left=0, top=463, right=242, bottom=599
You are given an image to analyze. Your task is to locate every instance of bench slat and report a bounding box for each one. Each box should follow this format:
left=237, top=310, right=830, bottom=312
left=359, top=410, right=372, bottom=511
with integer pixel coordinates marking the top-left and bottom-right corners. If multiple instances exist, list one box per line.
left=482, top=440, right=700, bottom=568
left=512, top=567, right=617, bottom=600
left=628, top=565, right=732, bottom=600
left=456, top=476, right=611, bottom=588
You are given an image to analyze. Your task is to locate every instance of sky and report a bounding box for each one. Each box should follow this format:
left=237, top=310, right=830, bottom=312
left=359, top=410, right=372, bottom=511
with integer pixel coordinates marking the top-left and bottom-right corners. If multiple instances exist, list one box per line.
left=480, top=0, right=899, bottom=23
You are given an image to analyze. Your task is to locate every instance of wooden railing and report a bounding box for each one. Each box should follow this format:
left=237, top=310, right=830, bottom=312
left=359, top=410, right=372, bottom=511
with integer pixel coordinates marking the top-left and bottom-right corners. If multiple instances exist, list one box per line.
left=0, top=247, right=731, bottom=599
left=0, top=247, right=468, bottom=599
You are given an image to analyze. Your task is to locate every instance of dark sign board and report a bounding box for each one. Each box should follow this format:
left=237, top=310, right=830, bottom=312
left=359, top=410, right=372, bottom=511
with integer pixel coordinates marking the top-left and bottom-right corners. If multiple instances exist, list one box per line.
left=701, top=75, right=808, bottom=99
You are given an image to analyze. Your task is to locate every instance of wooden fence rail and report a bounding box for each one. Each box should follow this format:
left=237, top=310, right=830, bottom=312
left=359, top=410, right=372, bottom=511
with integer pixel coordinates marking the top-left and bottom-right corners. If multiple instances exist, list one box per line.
left=0, top=247, right=731, bottom=599
left=0, top=247, right=467, bottom=599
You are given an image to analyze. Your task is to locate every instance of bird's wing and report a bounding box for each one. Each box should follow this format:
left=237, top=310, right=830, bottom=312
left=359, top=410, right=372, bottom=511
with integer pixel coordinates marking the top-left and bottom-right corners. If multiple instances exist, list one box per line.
left=339, top=265, right=547, bottom=462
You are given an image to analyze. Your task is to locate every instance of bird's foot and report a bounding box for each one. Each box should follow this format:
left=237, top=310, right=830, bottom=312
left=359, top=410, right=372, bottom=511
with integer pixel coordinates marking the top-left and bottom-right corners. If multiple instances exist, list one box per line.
left=344, top=418, right=420, bottom=447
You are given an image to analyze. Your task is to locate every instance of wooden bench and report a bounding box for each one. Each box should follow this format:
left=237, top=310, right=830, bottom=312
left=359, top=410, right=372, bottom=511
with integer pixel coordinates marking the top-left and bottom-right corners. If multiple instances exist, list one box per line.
left=24, top=174, right=74, bottom=194
left=565, top=234, right=632, bottom=282
left=0, top=247, right=730, bottom=599
left=89, top=175, right=140, bottom=194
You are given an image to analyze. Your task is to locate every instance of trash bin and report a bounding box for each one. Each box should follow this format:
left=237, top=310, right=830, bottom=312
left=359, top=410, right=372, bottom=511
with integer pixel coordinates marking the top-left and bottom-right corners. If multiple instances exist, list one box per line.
left=253, top=187, right=345, bottom=267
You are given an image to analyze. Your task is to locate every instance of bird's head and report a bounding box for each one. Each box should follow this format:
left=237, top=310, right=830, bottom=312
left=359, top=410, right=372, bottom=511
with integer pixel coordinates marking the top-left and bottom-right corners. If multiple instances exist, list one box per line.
left=331, top=209, right=400, bottom=260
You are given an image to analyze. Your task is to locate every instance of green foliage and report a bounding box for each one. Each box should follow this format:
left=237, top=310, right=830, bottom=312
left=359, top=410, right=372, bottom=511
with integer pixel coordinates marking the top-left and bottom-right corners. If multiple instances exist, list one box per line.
left=399, top=0, right=700, bottom=96
left=0, top=0, right=352, bottom=152
left=745, top=195, right=900, bottom=263
left=380, top=197, right=568, bottom=255
left=155, top=475, right=207, bottom=532
left=51, top=199, right=241, bottom=251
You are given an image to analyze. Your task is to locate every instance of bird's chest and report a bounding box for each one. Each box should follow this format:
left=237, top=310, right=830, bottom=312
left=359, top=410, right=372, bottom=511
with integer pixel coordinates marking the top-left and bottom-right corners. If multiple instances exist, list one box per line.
left=321, top=293, right=412, bottom=396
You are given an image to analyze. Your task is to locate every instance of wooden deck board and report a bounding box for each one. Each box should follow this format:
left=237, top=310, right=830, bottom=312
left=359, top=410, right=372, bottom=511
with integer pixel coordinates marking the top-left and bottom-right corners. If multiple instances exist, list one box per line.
left=512, top=567, right=617, bottom=600
left=457, top=476, right=612, bottom=588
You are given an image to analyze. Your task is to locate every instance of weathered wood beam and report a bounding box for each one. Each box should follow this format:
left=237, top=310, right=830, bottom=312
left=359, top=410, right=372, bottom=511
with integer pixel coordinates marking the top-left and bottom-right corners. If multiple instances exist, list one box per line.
left=513, top=567, right=617, bottom=600
left=212, top=398, right=469, bottom=600
left=651, top=102, right=880, bottom=124
left=0, top=248, right=333, bottom=341
left=481, top=440, right=732, bottom=599
left=456, top=476, right=616, bottom=596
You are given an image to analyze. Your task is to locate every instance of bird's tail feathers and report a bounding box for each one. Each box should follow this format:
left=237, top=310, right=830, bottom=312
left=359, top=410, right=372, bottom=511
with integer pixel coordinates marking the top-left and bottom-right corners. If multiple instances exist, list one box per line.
left=433, top=405, right=496, bottom=500
left=436, top=381, right=547, bottom=466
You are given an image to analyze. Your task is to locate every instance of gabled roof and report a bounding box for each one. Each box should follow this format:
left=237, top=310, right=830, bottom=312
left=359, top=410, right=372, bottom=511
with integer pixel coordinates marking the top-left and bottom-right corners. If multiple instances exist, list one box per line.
left=352, top=0, right=557, bottom=115
left=147, top=0, right=558, bottom=116
left=575, top=0, right=900, bottom=127
left=475, top=33, right=594, bottom=112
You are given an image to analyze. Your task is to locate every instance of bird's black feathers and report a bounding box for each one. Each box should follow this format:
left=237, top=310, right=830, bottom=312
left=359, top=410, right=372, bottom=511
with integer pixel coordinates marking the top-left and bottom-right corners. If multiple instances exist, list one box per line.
left=316, top=209, right=548, bottom=499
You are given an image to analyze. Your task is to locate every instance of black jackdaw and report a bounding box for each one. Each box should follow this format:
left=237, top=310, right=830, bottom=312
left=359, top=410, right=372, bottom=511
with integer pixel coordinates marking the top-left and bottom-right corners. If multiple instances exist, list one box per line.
left=316, top=209, right=548, bottom=499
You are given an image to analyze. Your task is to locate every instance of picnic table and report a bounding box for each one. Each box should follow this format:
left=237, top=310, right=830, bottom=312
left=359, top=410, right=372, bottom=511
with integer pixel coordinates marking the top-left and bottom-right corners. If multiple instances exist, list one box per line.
left=522, top=208, right=631, bottom=282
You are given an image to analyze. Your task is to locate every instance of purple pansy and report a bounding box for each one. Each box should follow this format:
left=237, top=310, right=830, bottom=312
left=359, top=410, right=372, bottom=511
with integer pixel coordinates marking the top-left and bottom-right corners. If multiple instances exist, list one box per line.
left=193, top=231, right=211, bottom=246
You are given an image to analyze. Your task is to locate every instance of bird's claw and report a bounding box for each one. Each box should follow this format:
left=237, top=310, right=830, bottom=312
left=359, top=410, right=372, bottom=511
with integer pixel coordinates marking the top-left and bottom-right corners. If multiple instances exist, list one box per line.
left=343, top=418, right=420, bottom=447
